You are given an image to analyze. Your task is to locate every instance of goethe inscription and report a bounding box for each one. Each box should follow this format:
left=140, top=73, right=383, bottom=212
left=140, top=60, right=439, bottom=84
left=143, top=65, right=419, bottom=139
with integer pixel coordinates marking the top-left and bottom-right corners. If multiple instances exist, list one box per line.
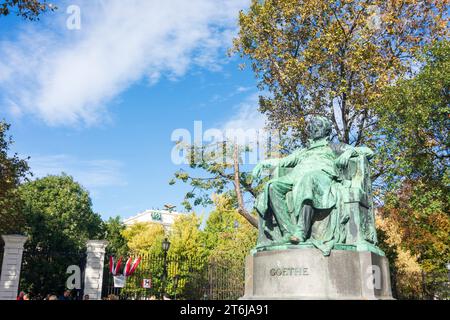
left=269, top=267, right=309, bottom=277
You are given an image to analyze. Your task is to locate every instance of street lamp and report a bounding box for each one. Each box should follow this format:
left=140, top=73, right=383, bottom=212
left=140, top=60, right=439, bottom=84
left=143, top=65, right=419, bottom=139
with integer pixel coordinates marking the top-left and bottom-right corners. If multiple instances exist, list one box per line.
left=173, top=275, right=180, bottom=300
left=162, top=238, right=171, bottom=252
left=161, top=238, right=171, bottom=299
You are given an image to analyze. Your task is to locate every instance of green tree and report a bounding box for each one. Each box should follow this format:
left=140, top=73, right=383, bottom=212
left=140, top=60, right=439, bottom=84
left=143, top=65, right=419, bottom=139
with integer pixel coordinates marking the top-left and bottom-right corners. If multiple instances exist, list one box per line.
left=375, top=41, right=450, bottom=274
left=119, top=222, right=167, bottom=298
left=166, top=213, right=207, bottom=299
left=171, top=143, right=257, bottom=206
left=171, top=142, right=260, bottom=228
left=0, top=0, right=55, bottom=20
left=104, top=216, right=129, bottom=257
left=0, top=120, right=30, bottom=236
left=121, top=222, right=166, bottom=255
left=19, top=174, right=104, bottom=296
left=201, top=194, right=258, bottom=299
left=203, top=194, right=258, bottom=261
left=169, top=213, right=206, bottom=260
left=376, top=41, right=449, bottom=189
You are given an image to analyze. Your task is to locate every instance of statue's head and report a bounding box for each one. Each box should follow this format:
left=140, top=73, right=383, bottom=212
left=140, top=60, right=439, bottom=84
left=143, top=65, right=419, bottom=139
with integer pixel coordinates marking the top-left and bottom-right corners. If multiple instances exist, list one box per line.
left=306, top=116, right=332, bottom=141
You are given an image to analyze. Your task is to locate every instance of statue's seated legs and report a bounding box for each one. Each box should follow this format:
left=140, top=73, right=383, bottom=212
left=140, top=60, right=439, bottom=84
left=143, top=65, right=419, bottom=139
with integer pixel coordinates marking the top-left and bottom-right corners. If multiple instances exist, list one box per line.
left=289, top=170, right=336, bottom=242
left=297, top=200, right=314, bottom=240
left=267, top=178, right=303, bottom=243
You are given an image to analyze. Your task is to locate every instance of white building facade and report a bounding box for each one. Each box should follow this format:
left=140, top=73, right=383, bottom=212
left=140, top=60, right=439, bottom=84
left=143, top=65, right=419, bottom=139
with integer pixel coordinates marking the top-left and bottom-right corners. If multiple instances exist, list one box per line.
left=123, top=209, right=184, bottom=229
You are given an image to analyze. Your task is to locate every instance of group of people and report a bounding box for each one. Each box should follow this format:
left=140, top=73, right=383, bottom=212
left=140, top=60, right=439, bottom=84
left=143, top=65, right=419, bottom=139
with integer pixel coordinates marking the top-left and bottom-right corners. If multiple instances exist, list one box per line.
left=17, top=290, right=90, bottom=301
left=17, top=291, right=171, bottom=300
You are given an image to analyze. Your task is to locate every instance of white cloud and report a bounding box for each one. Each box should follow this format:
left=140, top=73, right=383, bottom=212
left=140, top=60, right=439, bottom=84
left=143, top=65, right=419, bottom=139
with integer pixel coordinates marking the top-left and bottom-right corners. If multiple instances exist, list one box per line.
left=236, top=86, right=253, bottom=93
left=29, top=154, right=126, bottom=190
left=223, top=93, right=266, bottom=132
left=6, top=100, right=23, bottom=118
left=0, top=0, right=249, bottom=126
left=220, top=93, right=270, bottom=165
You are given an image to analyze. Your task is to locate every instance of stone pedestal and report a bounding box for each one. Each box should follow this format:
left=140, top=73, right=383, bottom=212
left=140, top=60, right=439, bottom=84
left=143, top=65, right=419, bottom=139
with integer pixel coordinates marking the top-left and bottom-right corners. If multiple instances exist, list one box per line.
left=83, top=240, right=108, bottom=300
left=242, top=249, right=393, bottom=300
left=0, top=235, right=28, bottom=300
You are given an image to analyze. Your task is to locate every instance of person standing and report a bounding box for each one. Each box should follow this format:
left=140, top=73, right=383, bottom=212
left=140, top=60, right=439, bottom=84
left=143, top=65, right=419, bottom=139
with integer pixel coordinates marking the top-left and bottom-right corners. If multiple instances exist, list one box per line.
left=16, top=292, right=25, bottom=300
left=59, top=290, right=72, bottom=301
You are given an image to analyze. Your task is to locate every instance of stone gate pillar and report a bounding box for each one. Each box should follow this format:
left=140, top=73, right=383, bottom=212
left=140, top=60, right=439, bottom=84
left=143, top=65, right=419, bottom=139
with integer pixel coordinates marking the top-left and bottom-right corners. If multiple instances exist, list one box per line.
left=0, top=235, right=28, bottom=300
left=83, top=240, right=108, bottom=300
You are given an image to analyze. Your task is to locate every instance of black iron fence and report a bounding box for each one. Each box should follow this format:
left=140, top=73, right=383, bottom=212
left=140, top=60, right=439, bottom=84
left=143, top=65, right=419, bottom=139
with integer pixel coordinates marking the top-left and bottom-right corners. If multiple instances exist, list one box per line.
left=0, top=240, right=3, bottom=279
left=102, top=253, right=245, bottom=300
left=391, top=270, right=450, bottom=300
left=18, top=248, right=86, bottom=300
left=1, top=238, right=448, bottom=300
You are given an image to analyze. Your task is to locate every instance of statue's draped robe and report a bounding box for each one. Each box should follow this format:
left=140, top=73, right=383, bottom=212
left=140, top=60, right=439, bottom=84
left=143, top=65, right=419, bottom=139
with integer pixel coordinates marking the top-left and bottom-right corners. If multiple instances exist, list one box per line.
left=255, top=139, right=354, bottom=255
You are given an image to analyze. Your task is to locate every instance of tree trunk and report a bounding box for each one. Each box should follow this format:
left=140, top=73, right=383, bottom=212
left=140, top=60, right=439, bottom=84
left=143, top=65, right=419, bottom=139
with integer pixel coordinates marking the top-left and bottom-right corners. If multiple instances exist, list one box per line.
left=233, top=143, right=258, bottom=228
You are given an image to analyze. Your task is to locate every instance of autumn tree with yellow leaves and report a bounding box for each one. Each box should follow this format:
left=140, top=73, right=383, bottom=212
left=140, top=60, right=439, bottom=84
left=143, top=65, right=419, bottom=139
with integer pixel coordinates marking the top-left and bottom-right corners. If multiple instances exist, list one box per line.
left=233, top=0, right=447, bottom=150
left=122, top=222, right=166, bottom=255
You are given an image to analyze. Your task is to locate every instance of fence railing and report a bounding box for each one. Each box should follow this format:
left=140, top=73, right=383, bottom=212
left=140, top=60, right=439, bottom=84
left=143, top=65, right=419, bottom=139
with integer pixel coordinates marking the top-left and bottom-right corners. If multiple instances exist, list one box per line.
left=102, top=253, right=245, bottom=300
left=0, top=241, right=3, bottom=279
left=18, top=248, right=86, bottom=300
left=391, top=270, right=450, bottom=300
left=1, top=238, right=448, bottom=300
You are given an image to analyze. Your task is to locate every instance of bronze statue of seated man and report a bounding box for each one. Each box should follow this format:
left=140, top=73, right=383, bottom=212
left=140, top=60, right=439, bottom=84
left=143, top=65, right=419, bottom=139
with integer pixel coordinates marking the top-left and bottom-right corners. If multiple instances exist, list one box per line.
left=252, top=116, right=374, bottom=253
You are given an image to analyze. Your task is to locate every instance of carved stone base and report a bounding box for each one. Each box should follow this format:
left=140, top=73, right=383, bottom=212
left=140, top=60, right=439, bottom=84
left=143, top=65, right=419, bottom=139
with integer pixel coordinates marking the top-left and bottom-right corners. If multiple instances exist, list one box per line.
left=241, top=248, right=393, bottom=300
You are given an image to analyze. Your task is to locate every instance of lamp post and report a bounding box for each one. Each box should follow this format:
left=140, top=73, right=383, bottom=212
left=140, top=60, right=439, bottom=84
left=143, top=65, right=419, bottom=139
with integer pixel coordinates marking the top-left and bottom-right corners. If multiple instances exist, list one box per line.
left=161, top=238, right=170, bottom=300
left=173, top=275, right=179, bottom=300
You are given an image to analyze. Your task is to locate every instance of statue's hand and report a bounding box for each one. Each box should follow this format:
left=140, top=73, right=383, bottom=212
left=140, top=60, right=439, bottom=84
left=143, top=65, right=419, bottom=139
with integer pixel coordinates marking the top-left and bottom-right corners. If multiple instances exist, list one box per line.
left=252, top=163, right=265, bottom=179
left=252, top=161, right=273, bottom=178
left=355, top=146, right=374, bottom=160
left=336, top=150, right=353, bottom=169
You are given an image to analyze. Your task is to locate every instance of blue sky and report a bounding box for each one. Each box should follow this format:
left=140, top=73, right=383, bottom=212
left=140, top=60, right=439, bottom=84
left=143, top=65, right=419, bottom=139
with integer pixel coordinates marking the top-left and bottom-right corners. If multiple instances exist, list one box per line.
left=0, top=0, right=265, bottom=220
